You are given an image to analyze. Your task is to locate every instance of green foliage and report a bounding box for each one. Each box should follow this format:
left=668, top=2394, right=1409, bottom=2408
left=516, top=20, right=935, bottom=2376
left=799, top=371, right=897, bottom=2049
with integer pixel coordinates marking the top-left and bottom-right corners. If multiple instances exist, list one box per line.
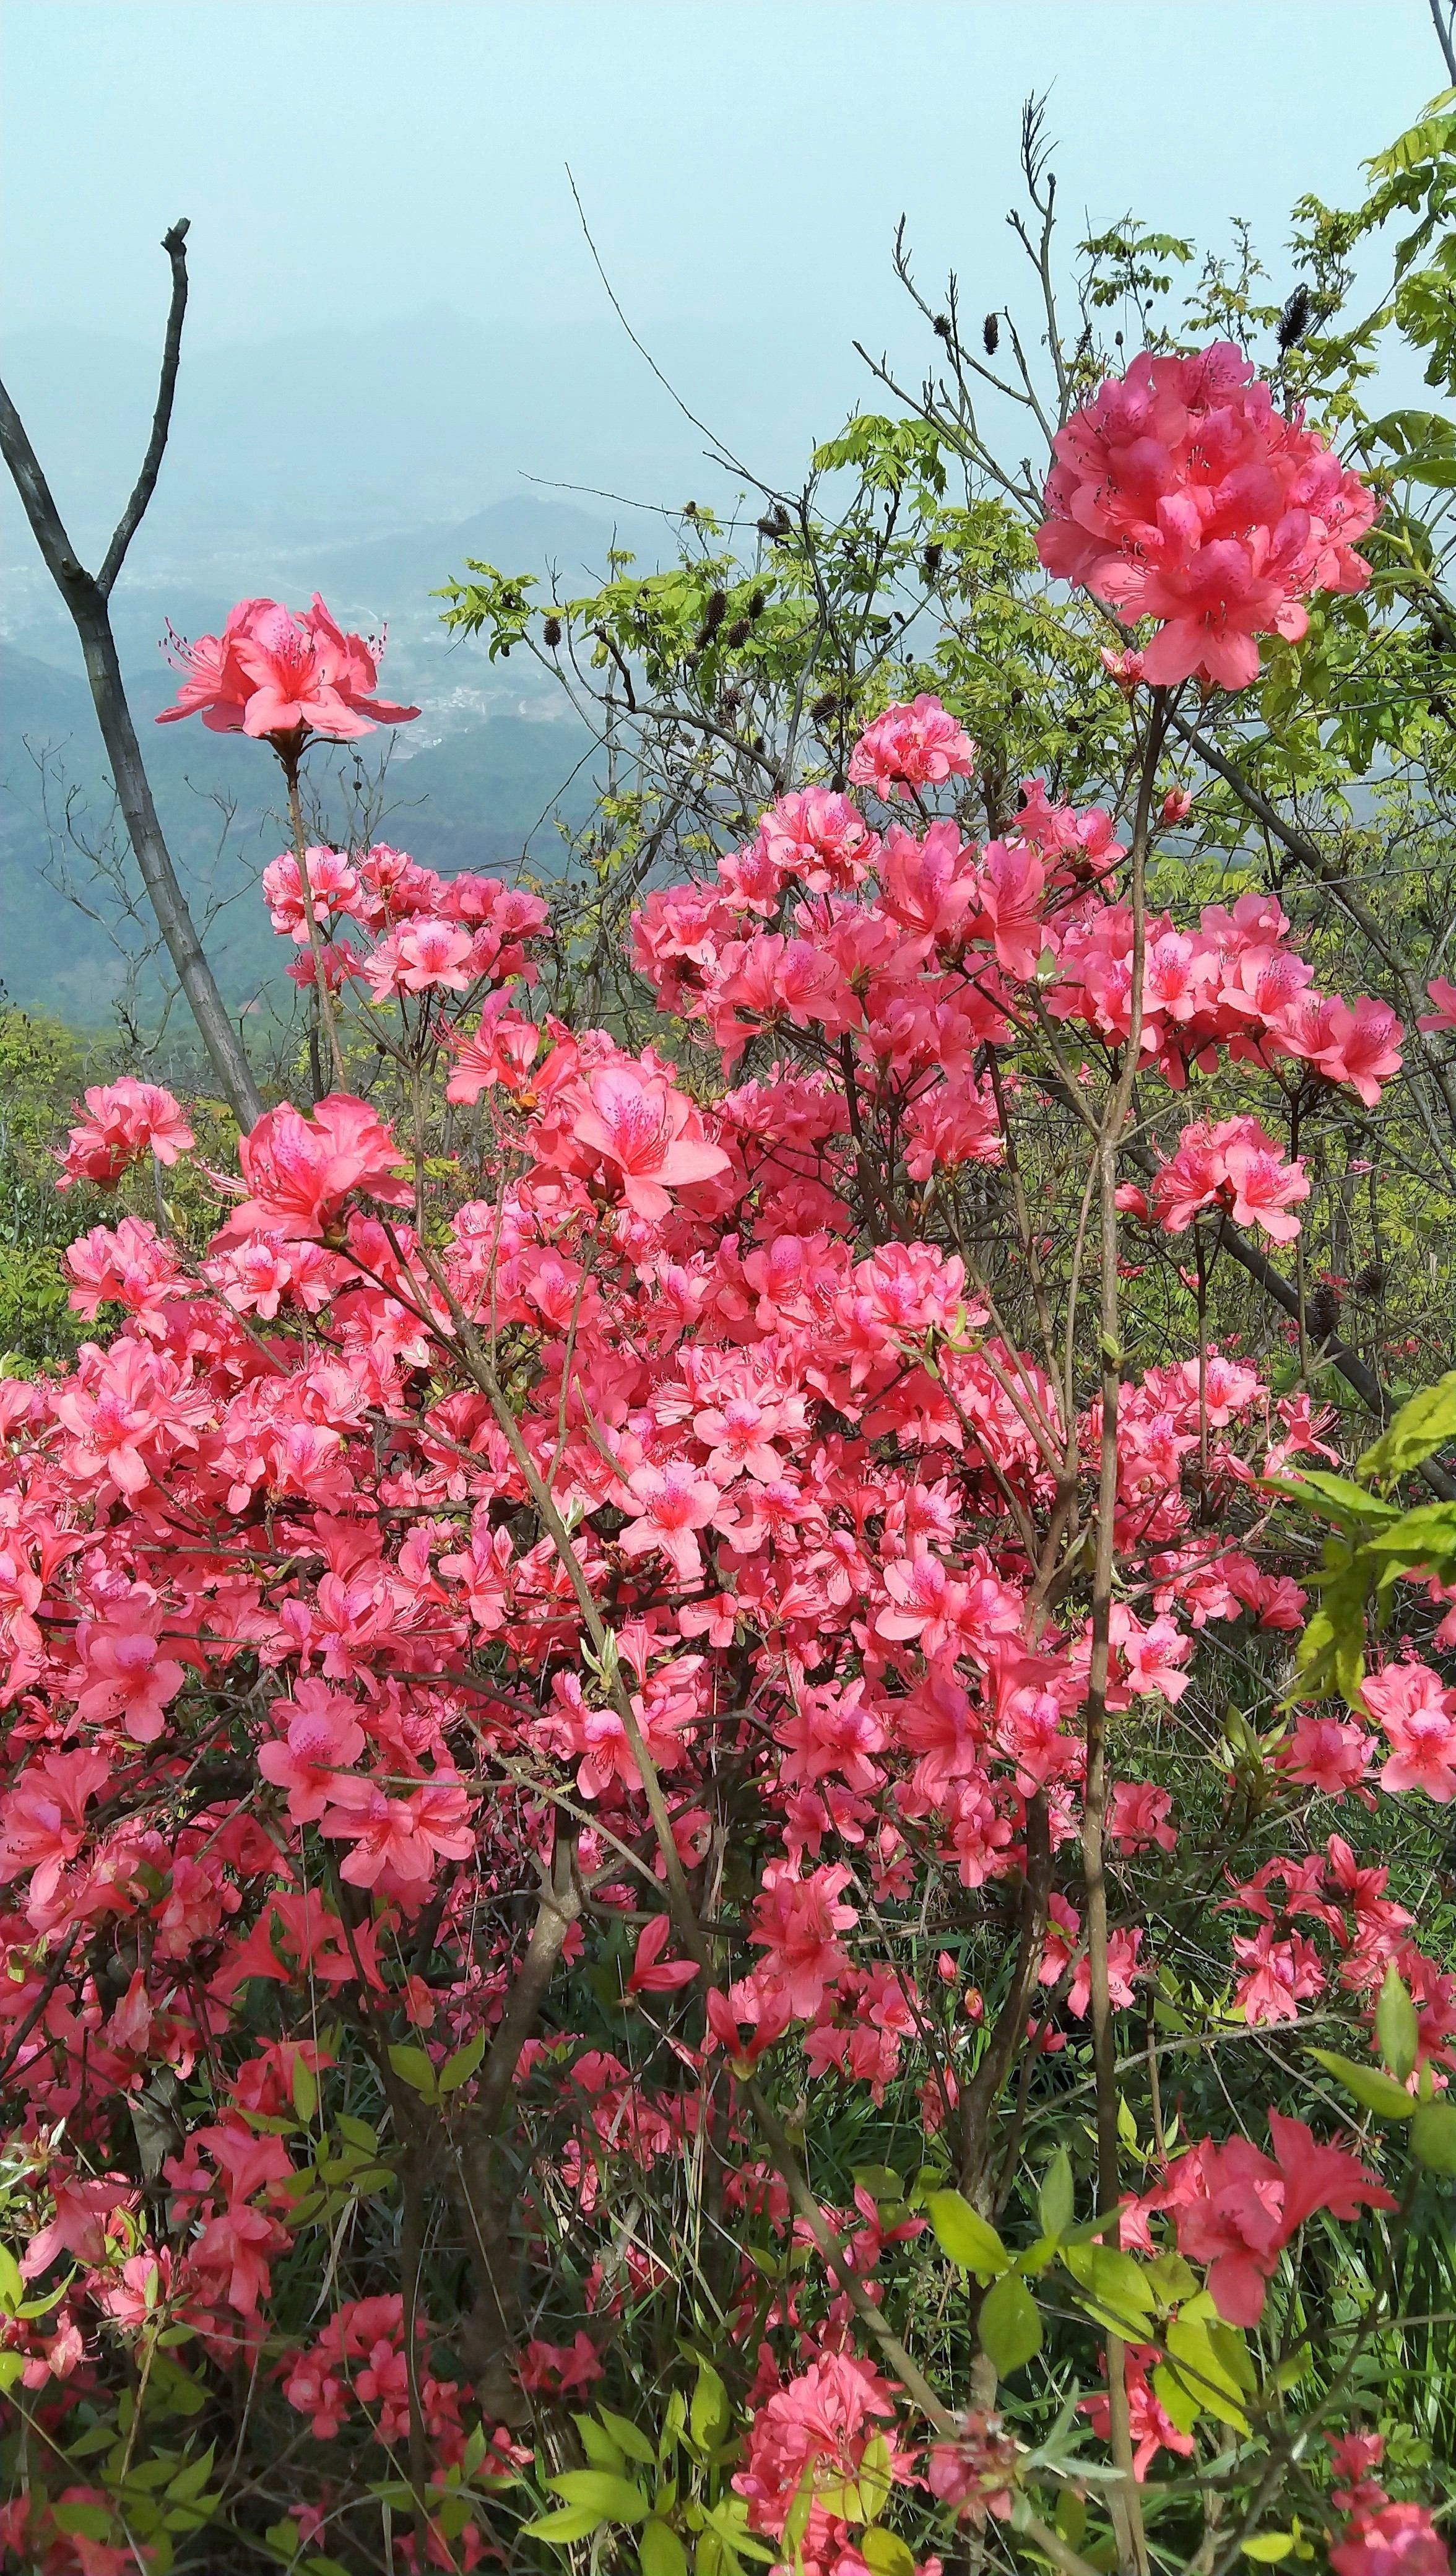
left=0, top=1005, right=93, bottom=1365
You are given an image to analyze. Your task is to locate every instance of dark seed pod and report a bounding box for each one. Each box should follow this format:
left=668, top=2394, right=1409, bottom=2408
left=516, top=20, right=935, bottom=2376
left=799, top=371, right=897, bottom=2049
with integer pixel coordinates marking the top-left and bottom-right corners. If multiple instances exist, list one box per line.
left=983, top=313, right=1000, bottom=357
left=683, top=500, right=699, bottom=516
left=1307, top=1283, right=1341, bottom=1342
left=748, top=589, right=766, bottom=619
left=1353, top=1261, right=1387, bottom=1299
left=922, top=542, right=943, bottom=581
left=934, top=313, right=953, bottom=342
left=810, top=690, right=839, bottom=725
left=704, top=590, right=727, bottom=630
left=1278, top=283, right=1312, bottom=352
left=724, top=617, right=751, bottom=649
left=542, top=615, right=562, bottom=648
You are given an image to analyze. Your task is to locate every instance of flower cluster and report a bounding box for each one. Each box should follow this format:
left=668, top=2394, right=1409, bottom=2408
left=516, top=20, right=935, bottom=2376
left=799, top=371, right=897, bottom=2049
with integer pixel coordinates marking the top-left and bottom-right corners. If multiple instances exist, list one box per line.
left=158, top=592, right=420, bottom=741
left=0, top=385, right=1444, bottom=2565
left=1038, top=339, right=1379, bottom=687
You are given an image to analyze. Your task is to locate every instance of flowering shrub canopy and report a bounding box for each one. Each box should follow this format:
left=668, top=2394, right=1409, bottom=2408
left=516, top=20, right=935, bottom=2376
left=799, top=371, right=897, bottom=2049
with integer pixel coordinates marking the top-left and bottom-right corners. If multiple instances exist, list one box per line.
left=1, top=339, right=1454, bottom=2576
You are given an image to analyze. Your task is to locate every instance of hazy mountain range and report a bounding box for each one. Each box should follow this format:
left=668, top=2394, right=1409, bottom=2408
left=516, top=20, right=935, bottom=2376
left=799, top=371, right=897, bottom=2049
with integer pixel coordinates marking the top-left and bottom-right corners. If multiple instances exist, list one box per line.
left=0, top=314, right=700, bottom=1024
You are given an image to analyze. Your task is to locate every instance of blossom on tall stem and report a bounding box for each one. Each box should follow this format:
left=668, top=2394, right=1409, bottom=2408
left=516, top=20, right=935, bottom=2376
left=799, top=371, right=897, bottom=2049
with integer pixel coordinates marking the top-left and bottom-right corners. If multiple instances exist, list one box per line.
left=158, top=594, right=420, bottom=744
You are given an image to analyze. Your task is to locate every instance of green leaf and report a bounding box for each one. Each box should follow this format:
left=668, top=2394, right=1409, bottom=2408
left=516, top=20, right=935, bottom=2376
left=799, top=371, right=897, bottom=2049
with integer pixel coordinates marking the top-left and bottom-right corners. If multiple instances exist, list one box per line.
left=1241, top=2538, right=1296, bottom=2564
left=641, top=2522, right=689, bottom=2576
left=386, top=2043, right=439, bottom=2100
left=1039, top=2147, right=1074, bottom=2241
left=597, top=2409, right=658, bottom=2466
left=1055, top=2491, right=1088, bottom=2551
left=978, top=2271, right=1042, bottom=2375
left=1359, top=1373, right=1456, bottom=1479
left=925, top=2191, right=1009, bottom=2278
left=1151, top=2364, right=1202, bottom=2437
left=439, top=2027, right=487, bottom=2094
left=861, top=2533, right=916, bottom=2576
left=1411, top=2099, right=1456, bottom=2173
left=0, top=2351, right=25, bottom=2391
left=1360, top=1505, right=1456, bottom=1564
left=1310, top=2049, right=1415, bottom=2118
left=1061, top=2241, right=1157, bottom=2330
left=1377, top=1965, right=1419, bottom=2082
left=573, top=2414, right=626, bottom=2472
left=1144, top=2251, right=1199, bottom=2310
left=691, top=2362, right=730, bottom=2449
left=53, top=2504, right=116, bottom=2541
left=1270, top=1468, right=1397, bottom=1526
left=291, top=2056, right=318, bottom=2125
left=264, top=2522, right=303, bottom=2564
left=166, top=2445, right=216, bottom=2501
left=521, top=2507, right=607, bottom=2544
left=857, top=2433, right=895, bottom=2524
left=548, top=2471, right=651, bottom=2525
left=1163, top=2316, right=1252, bottom=2435
left=0, top=2242, right=22, bottom=2313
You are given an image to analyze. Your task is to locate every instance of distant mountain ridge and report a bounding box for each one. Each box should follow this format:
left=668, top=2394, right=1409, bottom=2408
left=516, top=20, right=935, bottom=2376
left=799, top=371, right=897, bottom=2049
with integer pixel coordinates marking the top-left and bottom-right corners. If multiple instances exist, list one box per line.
left=0, top=297, right=792, bottom=1029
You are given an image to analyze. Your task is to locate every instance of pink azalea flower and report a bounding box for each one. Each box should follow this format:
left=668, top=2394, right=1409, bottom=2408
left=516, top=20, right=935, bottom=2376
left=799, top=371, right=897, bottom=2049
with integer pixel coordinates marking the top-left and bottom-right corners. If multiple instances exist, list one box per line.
left=925, top=2411, right=1022, bottom=2520
left=1361, top=1659, right=1456, bottom=1803
left=1331, top=2503, right=1450, bottom=2576
left=847, top=695, right=976, bottom=801
left=618, top=1463, right=722, bottom=1584
left=570, top=1065, right=730, bottom=1221
left=258, top=1681, right=366, bottom=1823
left=1080, top=2343, right=1195, bottom=2481
left=58, top=1080, right=194, bottom=1190
left=748, top=1856, right=857, bottom=2016
left=158, top=593, right=419, bottom=742
left=320, top=1769, right=475, bottom=1890
left=1151, top=1115, right=1308, bottom=1244
left=1418, top=975, right=1456, bottom=1033
left=625, top=1914, right=700, bottom=1995
left=734, top=2349, right=905, bottom=2541
left=215, top=1094, right=411, bottom=1244
left=1108, top=1781, right=1177, bottom=1853
left=1169, top=2110, right=1393, bottom=2324
left=0, top=1749, right=111, bottom=1911
left=1038, top=341, right=1377, bottom=692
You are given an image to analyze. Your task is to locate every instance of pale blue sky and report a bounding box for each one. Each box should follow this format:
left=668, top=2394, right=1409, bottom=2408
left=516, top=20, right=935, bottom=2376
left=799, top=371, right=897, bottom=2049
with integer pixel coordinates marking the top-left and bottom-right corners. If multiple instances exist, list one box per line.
left=0, top=1, right=1449, bottom=565
left=2, top=1, right=1445, bottom=353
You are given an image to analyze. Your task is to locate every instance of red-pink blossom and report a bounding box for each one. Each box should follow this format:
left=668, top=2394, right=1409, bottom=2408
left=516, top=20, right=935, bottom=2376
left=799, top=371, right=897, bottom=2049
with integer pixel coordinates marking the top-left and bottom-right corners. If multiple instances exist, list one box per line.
left=570, top=1064, right=730, bottom=1221
left=1361, top=1660, right=1456, bottom=1803
left=217, top=1094, right=411, bottom=1243
left=1038, top=342, right=1377, bottom=690
left=59, top=1080, right=194, bottom=1190
left=158, top=594, right=419, bottom=741
left=1331, top=2504, right=1450, bottom=2576
left=848, top=695, right=976, bottom=801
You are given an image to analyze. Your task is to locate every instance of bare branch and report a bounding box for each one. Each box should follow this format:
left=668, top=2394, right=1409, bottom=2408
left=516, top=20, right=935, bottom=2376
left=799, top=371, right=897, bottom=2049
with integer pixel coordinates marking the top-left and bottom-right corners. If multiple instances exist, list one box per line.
left=0, top=227, right=264, bottom=1127
left=98, top=219, right=190, bottom=597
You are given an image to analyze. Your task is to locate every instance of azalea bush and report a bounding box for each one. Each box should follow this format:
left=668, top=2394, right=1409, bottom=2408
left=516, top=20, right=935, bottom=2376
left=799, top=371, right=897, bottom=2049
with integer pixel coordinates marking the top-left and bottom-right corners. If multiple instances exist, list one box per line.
left=4, top=325, right=1456, bottom=2576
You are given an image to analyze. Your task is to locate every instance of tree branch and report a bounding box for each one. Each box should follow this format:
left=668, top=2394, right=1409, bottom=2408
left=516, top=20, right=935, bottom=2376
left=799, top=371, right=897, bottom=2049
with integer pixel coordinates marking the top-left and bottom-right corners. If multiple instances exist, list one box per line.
left=0, top=227, right=264, bottom=1129
left=98, top=219, right=191, bottom=598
